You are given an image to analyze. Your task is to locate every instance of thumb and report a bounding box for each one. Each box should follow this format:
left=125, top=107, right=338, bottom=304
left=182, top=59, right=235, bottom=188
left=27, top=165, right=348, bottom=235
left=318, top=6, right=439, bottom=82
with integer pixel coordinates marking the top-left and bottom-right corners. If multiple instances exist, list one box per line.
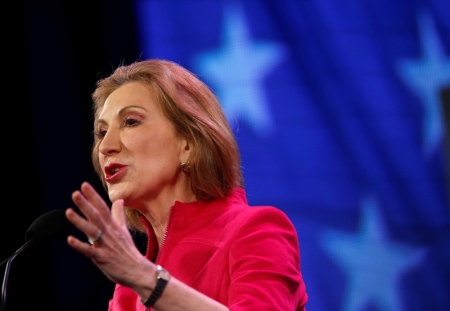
left=111, top=199, right=127, bottom=228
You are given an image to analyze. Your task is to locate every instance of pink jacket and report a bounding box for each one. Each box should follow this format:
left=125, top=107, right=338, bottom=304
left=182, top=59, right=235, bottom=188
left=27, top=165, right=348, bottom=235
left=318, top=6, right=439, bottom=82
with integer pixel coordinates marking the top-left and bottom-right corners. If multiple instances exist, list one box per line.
left=108, top=188, right=308, bottom=310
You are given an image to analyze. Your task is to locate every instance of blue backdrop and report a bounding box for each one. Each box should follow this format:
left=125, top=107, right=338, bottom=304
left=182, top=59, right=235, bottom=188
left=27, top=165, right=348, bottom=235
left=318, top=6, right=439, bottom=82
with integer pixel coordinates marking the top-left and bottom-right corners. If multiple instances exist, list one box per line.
left=134, top=1, right=450, bottom=310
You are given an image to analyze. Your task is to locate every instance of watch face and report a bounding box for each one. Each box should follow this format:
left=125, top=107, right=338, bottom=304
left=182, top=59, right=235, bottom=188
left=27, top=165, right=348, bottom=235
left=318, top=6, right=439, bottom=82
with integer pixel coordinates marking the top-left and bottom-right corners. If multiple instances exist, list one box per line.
left=159, top=269, right=170, bottom=281
left=158, top=266, right=171, bottom=281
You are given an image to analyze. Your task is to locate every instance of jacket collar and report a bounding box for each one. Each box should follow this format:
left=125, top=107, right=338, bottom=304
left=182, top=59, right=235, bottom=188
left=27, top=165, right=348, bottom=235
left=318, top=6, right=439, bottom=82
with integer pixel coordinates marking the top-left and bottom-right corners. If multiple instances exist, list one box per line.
left=139, top=187, right=247, bottom=261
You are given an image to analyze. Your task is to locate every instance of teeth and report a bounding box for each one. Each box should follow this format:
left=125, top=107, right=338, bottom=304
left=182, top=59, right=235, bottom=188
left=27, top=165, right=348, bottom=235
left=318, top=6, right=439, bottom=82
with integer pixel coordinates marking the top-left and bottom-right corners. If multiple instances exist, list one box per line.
left=112, top=167, right=119, bottom=174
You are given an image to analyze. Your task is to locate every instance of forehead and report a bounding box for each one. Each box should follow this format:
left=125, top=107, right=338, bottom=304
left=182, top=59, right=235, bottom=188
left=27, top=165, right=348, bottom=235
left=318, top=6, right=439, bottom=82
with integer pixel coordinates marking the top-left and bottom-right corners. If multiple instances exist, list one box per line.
left=98, top=82, right=159, bottom=119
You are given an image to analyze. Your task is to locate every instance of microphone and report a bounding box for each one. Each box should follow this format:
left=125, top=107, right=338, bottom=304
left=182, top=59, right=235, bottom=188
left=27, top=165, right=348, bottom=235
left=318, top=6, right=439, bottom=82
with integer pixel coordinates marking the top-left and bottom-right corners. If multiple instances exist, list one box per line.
left=25, top=209, right=72, bottom=244
left=0, top=209, right=72, bottom=311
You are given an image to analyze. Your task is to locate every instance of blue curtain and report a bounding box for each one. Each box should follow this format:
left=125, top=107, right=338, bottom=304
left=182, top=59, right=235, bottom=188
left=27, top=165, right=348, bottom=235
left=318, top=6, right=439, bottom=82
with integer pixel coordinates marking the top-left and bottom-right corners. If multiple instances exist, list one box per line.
left=134, top=0, right=450, bottom=310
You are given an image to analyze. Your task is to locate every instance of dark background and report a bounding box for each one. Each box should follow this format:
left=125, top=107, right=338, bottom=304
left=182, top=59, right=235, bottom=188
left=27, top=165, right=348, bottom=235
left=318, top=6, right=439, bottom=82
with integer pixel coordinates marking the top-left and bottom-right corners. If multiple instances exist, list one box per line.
left=1, top=1, right=143, bottom=310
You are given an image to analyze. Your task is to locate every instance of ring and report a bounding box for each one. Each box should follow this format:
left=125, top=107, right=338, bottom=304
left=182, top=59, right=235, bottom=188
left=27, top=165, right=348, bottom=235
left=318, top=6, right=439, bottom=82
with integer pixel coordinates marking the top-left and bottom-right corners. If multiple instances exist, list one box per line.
left=88, top=230, right=103, bottom=245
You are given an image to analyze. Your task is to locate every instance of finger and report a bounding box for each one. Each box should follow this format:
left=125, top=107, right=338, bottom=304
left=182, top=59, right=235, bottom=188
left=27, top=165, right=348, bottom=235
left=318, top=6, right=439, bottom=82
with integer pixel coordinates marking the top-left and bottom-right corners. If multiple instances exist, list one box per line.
left=67, top=235, right=98, bottom=257
left=71, top=190, right=103, bottom=226
left=111, top=199, right=127, bottom=228
left=80, top=182, right=112, bottom=218
left=65, top=207, right=102, bottom=241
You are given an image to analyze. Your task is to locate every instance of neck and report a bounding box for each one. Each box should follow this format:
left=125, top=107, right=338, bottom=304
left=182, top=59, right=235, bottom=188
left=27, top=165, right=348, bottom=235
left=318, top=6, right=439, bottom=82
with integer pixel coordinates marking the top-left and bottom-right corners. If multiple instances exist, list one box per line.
left=145, top=209, right=170, bottom=245
left=140, top=189, right=197, bottom=245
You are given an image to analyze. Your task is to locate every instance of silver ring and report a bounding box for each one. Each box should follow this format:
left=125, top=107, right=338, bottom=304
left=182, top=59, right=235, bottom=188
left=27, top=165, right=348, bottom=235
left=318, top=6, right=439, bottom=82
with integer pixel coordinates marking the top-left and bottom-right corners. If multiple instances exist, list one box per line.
left=88, top=230, right=103, bottom=245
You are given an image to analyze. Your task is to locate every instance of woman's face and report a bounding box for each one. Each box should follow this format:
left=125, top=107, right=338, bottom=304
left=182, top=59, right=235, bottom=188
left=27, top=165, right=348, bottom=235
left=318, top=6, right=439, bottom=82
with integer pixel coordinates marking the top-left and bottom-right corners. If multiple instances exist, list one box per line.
left=96, top=82, right=191, bottom=209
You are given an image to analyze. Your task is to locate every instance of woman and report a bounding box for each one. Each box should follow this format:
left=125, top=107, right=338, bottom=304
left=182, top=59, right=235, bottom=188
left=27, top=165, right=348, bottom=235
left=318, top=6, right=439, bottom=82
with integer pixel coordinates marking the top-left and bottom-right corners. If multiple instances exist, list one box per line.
left=65, top=59, right=308, bottom=310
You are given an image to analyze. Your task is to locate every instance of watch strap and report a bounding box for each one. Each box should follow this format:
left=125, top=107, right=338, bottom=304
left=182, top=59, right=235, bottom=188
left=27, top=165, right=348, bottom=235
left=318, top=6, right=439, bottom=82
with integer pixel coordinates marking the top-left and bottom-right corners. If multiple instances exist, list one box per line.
left=141, top=265, right=170, bottom=308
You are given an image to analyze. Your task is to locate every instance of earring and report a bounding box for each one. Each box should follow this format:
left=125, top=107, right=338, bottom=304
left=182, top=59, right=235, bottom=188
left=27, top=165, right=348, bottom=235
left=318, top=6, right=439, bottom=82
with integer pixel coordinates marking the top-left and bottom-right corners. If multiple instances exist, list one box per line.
left=180, top=161, right=191, bottom=173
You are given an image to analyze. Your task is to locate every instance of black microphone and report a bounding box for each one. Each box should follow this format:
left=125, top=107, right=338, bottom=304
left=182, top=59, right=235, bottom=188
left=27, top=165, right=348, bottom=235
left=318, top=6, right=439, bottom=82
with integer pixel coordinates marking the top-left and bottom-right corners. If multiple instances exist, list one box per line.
left=0, top=209, right=72, bottom=311
left=25, top=209, right=72, bottom=244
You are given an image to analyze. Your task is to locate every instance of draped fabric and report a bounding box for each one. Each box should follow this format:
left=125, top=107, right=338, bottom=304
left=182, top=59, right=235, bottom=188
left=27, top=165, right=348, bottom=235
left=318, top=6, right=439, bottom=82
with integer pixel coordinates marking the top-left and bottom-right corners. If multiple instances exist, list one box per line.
left=134, top=1, right=450, bottom=310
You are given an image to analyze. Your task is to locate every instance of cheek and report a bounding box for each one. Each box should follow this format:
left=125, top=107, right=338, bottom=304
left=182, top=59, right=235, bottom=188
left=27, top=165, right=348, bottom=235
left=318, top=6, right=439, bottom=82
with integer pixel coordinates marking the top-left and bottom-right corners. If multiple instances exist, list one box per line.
left=139, top=146, right=180, bottom=174
left=129, top=130, right=182, bottom=168
left=98, top=154, right=106, bottom=167
left=137, top=136, right=173, bottom=157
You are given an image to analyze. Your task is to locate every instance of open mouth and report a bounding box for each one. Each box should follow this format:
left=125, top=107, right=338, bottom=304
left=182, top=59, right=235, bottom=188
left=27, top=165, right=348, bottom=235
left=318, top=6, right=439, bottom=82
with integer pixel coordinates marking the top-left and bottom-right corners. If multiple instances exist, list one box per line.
left=104, top=163, right=126, bottom=179
left=111, top=167, right=120, bottom=174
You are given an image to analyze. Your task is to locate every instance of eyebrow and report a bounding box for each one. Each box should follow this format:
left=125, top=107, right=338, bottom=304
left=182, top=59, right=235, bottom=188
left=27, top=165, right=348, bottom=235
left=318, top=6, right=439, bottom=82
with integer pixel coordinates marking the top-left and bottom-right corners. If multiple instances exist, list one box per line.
left=96, top=105, right=148, bottom=125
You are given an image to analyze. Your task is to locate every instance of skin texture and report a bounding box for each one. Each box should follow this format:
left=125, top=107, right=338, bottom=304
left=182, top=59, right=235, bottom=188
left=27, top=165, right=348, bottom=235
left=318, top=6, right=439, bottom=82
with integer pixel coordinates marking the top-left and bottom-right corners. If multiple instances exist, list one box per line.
left=95, top=82, right=195, bottom=242
left=65, top=82, right=228, bottom=310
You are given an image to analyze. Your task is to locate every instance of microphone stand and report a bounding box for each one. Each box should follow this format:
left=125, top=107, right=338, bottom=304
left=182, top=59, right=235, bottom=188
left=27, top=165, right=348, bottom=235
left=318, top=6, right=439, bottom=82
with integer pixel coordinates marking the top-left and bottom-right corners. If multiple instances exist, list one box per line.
left=1, top=238, right=35, bottom=311
left=0, top=209, right=71, bottom=311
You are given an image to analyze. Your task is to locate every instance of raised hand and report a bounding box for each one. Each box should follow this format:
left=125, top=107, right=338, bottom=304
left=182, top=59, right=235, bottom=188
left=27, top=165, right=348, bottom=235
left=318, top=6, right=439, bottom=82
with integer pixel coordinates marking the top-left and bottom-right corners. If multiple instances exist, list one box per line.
left=65, top=182, right=153, bottom=288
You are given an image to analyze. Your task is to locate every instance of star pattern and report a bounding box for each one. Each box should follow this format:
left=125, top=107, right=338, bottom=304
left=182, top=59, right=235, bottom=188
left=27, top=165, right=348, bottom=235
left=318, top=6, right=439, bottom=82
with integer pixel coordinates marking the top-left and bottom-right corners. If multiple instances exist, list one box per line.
left=397, top=10, right=450, bottom=156
left=320, top=195, right=426, bottom=311
left=194, top=2, right=287, bottom=136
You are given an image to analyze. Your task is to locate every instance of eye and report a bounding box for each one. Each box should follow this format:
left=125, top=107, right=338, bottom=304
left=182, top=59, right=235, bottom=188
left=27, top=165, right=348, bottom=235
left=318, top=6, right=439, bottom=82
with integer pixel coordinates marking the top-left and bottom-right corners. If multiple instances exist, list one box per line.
left=95, top=129, right=107, bottom=139
left=124, top=117, right=140, bottom=127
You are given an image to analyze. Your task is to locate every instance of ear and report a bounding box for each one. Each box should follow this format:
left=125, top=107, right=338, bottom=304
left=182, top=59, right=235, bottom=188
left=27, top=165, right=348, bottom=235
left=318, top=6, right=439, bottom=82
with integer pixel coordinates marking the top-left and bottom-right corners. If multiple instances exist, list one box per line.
left=180, top=137, right=192, bottom=161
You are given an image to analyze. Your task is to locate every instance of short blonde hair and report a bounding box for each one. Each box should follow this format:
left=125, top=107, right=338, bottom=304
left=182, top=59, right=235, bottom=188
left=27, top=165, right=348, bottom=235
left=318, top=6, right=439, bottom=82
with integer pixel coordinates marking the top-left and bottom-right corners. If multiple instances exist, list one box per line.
left=92, top=59, right=243, bottom=232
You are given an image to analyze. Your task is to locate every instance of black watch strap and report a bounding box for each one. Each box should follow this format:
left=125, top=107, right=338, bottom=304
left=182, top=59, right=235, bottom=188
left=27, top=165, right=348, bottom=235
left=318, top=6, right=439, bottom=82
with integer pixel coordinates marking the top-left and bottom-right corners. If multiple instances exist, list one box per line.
left=141, top=265, right=171, bottom=308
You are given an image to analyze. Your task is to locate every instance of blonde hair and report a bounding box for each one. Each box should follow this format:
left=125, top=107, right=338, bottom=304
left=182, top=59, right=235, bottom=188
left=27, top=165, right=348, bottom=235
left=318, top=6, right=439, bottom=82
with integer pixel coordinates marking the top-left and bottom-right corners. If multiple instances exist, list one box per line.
left=91, top=59, right=243, bottom=232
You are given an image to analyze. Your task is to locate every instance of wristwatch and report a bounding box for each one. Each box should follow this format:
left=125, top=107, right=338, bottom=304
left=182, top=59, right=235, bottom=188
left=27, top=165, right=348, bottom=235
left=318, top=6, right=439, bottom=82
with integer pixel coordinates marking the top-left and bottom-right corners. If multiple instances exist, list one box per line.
left=141, top=265, right=171, bottom=308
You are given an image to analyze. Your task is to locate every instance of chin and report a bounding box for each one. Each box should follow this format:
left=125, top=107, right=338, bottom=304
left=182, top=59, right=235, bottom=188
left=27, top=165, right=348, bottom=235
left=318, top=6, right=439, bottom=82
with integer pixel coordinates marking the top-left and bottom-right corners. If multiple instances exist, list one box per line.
left=107, top=187, right=124, bottom=203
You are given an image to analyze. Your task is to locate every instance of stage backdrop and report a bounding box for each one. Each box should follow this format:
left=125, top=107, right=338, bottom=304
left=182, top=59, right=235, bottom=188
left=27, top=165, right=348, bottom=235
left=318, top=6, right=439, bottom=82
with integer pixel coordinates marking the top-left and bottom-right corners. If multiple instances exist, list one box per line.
left=133, top=1, right=449, bottom=311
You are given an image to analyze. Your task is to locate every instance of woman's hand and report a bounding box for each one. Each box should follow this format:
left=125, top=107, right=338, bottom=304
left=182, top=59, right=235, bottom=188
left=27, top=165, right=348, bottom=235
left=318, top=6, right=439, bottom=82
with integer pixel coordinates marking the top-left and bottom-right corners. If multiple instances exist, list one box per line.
left=65, top=182, right=229, bottom=311
left=65, top=182, right=154, bottom=289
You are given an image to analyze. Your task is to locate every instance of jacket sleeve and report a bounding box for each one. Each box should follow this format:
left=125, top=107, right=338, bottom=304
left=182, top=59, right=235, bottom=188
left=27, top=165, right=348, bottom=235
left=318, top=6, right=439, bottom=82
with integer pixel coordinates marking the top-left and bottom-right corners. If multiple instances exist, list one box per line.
left=227, top=206, right=308, bottom=311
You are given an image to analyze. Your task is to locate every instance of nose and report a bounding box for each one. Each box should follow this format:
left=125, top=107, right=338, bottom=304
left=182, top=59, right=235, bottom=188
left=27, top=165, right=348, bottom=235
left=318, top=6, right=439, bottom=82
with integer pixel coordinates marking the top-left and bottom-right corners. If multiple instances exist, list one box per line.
left=99, top=128, right=121, bottom=156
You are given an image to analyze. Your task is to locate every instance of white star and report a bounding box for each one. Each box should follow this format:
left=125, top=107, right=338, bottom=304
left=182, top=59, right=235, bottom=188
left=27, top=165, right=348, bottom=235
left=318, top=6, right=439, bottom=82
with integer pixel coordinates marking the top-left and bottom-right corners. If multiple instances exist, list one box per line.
left=194, top=2, right=287, bottom=136
left=397, top=10, right=450, bottom=156
left=320, top=195, right=426, bottom=311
